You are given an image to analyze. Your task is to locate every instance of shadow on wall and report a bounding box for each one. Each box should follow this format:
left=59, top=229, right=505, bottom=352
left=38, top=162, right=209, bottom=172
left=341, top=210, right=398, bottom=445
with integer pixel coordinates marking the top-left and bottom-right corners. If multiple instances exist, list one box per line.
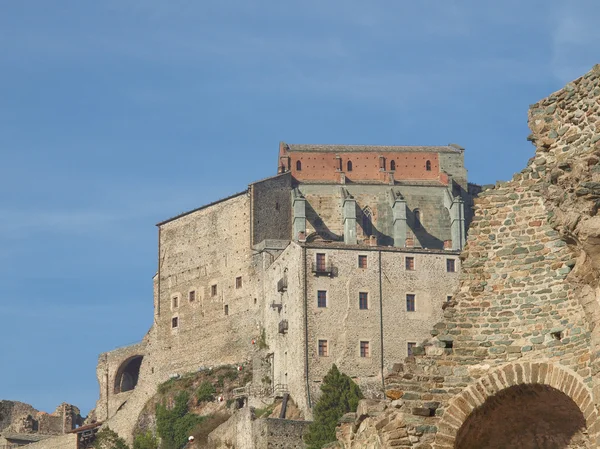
left=455, top=384, right=589, bottom=449
left=305, top=201, right=343, bottom=242
left=405, top=206, right=445, bottom=250
left=114, top=356, right=144, bottom=394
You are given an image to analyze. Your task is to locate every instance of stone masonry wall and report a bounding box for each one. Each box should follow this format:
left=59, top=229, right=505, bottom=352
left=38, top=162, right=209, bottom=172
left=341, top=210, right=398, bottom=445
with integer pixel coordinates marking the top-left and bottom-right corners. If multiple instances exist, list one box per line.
left=335, top=65, right=600, bottom=448
left=251, top=173, right=292, bottom=245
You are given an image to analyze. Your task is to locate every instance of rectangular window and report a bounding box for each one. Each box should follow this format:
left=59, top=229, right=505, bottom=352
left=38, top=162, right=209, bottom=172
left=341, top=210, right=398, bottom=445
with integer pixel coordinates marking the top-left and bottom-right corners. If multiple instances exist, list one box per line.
left=172, top=296, right=179, bottom=309
left=405, top=257, right=415, bottom=271
left=316, top=253, right=326, bottom=271
left=358, top=255, right=368, bottom=269
left=317, top=290, right=327, bottom=308
left=171, top=317, right=178, bottom=328
left=359, top=292, right=368, bottom=310
left=188, top=291, right=195, bottom=302
left=224, top=305, right=229, bottom=316
left=318, top=339, right=328, bottom=357
left=446, top=259, right=456, bottom=273
left=236, top=276, right=242, bottom=289
left=406, top=294, right=416, bottom=312
left=360, top=341, right=370, bottom=358
left=211, top=284, right=217, bottom=297
left=407, top=342, right=416, bottom=356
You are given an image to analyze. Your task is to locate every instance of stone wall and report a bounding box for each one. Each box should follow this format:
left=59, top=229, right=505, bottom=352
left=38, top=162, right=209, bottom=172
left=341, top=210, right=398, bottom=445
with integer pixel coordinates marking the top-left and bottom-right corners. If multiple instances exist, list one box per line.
left=251, top=173, right=292, bottom=245
left=254, top=418, right=309, bottom=449
left=21, top=433, right=78, bottom=449
left=335, top=65, right=600, bottom=448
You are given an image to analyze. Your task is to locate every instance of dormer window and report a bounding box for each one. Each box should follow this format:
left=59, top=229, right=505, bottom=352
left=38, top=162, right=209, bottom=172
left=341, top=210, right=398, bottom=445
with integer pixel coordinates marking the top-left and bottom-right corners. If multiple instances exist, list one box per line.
left=296, top=160, right=302, bottom=171
left=426, top=160, right=431, bottom=171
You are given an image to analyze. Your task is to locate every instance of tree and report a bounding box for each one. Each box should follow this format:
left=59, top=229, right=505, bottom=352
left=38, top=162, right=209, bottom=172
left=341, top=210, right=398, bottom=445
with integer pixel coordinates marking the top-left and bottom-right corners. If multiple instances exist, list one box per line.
left=93, top=427, right=130, bottom=449
left=304, top=364, right=363, bottom=449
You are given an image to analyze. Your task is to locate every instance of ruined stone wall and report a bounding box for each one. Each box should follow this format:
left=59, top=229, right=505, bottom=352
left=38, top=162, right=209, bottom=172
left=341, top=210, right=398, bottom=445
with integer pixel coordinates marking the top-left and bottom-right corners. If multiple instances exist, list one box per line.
left=94, top=341, right=146, bottom=421
left=336, top=65, right=600, bottom=449
left=253, top=418, right=309, bottom=449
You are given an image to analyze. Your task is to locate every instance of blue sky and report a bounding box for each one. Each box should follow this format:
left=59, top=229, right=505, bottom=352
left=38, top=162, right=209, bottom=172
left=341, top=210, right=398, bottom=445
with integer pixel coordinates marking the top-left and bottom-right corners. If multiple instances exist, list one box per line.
left=0, top=1, right=598, bottom=415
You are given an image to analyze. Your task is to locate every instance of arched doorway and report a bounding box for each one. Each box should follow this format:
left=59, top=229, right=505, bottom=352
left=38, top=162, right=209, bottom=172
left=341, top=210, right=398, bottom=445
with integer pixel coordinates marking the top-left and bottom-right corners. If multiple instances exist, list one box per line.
left=114, top=355, right=143, bottom=394
left=455, top=384, right=589, bottom=448
left=435, top=362, right=598, bottom=449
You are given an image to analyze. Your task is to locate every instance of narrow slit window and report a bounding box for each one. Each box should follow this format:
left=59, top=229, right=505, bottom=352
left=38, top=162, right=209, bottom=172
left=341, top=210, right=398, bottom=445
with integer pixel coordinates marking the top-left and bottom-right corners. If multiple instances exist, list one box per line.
left=446, top=259, right=456, bottom=273
left=188, top=291, right=195, bottom=302
left=406, top=294, right=416, bottom=312
left=172, top=317, right=178, bottom=328
left=390, top=160, right=396, bottom=171
left=362, top=207, right=373, bottom=237
left=224, top=305, right=229, bottom=316
left=211, top=284, right=217, bottom=296
left=347, top=160, right=353, bottom=172
left=414, top=209, right=422, bottom=230
left=426, top=160, right=431, bottom=171
left=172, top=296, right=179, bottom=309
left=236, top=276, right=242, bottom=288
left=296, top=160, right=302, bottom=171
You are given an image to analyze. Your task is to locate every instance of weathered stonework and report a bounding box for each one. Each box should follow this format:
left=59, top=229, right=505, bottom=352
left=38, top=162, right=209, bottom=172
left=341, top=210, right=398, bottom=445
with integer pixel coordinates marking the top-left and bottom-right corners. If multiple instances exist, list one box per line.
left=335, top=65, right=600, bottom=449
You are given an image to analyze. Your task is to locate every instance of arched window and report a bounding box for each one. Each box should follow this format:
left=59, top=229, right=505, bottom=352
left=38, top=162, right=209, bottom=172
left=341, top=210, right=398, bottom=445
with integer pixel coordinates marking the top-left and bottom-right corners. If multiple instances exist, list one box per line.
left=390, top=160, right=396, bottom=171
left=426, top=160, right=431, bottom=171
left=362, top=207, right=373, bottom=237
left=414, top=209, right=422, bottom=230
left=296, top=160, right=302, bottom=171
left=347, top=160, right=353, bottom=172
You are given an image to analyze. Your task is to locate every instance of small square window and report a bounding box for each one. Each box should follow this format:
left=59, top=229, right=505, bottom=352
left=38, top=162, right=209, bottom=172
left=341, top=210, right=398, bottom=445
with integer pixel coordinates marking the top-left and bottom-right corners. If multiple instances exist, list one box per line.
left=446, top=259, right=456, bottom=273
left=318, top=339, right=328, bottom=357
left=224, top=305, right=229, bottom=316
left=211, top=284, right=217, bottom=296
left=447, top=295, right=453, bottom=302
left=405, top=257, right=415, bottom=271
left=358, top=255, right=368, bottom=269
left=189, top=291, right=195, bottom=302
left=317, top=290, right=327, bottom=308
left=360, top=341, right=370, bottom=358
left=407, top=342, right=417, bottom=356
left=172, top=296, right=178, bottom=309
left=359, top=292, right=368, bottom=310
left=406, top=294, right=416, bottom=312
left=236, top=276, right=242, bottom=289
left=171, top=317, right=178, bottom=328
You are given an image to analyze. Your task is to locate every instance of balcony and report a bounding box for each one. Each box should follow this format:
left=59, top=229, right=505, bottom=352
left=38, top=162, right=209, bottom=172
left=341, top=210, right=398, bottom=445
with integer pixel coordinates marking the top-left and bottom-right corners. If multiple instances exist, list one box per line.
left=277, top=278, right=288, bottom=292
left=311, top=261, right=337, bottom=277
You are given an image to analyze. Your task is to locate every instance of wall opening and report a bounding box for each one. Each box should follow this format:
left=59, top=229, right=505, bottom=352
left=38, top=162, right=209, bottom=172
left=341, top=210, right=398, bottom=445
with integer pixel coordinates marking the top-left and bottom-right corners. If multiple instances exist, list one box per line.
left=114, top=355, right=143, bottom=394
left=455, top=384, right=588, bottom=449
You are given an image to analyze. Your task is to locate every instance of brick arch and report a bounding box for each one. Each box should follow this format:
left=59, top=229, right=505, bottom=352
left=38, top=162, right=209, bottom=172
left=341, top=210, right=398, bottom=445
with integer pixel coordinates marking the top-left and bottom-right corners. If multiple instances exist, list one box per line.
left=434, top=361, right=599, bottom=448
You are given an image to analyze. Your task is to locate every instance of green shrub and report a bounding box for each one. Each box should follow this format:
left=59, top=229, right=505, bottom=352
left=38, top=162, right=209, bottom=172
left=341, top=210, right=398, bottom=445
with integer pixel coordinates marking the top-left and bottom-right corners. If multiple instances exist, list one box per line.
left=196, top=381, right=217, bottom=403
left=156, top=391, right=204, bottom=449
left=132, top=431, right=158, bottom=449
left=93, top=427, right=129, bottom=449
left=304, top=365, right=363, bottom=449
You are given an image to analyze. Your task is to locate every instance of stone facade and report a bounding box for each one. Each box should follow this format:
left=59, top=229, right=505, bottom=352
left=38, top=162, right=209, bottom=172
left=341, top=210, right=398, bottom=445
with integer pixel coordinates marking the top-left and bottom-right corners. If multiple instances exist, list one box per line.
left=333, top=65, right=600, bottom=448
